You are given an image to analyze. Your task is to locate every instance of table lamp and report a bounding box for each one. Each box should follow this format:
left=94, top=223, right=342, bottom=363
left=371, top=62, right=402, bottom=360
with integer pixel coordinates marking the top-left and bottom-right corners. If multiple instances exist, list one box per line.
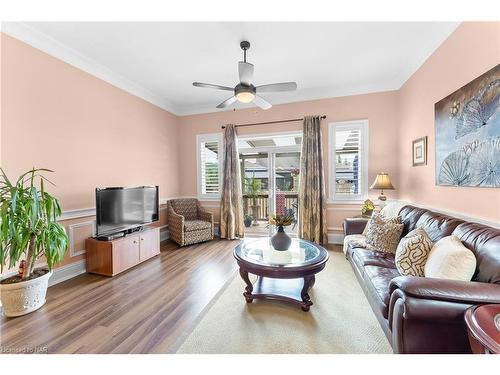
left=370, top=172, right=395, bottom=201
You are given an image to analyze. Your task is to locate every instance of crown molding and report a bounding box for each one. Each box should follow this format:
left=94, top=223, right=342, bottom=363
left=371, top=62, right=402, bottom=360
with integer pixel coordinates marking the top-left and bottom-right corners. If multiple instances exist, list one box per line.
left=1, top=22, right=179, bottom=115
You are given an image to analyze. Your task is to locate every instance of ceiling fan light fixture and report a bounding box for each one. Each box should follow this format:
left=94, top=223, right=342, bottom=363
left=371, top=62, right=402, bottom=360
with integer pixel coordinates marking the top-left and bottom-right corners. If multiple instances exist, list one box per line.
left=235, top=91, right=255, bottom=103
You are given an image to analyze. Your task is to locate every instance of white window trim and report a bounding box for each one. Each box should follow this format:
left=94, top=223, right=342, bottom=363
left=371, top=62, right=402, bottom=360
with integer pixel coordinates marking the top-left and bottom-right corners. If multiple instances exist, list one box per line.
left=196, top=133, right=223, bottom=201
left=328, top=119, right=369, bottom=203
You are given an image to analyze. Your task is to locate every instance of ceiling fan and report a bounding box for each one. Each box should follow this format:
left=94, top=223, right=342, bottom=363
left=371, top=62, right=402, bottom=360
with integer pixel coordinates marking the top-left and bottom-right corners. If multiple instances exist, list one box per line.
left=193, top=41, right=297, bottom=110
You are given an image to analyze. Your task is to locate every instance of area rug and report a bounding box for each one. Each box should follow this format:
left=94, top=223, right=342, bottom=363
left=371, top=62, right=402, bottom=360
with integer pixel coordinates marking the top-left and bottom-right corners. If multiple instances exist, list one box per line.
left=176, top=248, right=392, bottom=354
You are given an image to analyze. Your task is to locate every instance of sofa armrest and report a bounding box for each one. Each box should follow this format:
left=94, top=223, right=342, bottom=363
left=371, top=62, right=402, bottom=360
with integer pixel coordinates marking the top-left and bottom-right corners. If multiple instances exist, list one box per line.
left=343, top=218, right=369, bottom=236
left=389, top=276, right=500, bottom=305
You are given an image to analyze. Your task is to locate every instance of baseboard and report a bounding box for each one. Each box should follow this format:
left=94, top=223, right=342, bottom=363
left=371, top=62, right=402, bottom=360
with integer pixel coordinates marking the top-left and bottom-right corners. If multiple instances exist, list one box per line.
left=48, top=260, right=86, bottom=287
left=160, top=230, right=170, bottom=242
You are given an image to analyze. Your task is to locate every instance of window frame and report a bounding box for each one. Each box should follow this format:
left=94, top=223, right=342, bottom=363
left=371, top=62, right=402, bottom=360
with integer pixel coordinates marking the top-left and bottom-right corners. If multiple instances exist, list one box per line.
left=196, top=132, right=223, bottom=201
left=328, top=119, right=369, bottom=203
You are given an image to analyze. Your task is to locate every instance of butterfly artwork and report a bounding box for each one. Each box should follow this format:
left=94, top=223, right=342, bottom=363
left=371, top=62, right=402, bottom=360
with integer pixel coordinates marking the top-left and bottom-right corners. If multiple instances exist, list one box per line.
left=435, top=64, right=500, bottom=187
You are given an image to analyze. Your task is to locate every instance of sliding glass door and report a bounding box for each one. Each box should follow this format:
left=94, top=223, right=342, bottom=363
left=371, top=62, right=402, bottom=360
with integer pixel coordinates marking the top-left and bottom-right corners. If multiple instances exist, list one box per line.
left=239, top=132, right=301, bottom=237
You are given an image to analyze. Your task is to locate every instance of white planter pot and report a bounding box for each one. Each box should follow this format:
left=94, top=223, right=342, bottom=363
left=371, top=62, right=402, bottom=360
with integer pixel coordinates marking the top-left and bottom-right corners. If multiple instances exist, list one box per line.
left=0, top=270, right=52, bottom=317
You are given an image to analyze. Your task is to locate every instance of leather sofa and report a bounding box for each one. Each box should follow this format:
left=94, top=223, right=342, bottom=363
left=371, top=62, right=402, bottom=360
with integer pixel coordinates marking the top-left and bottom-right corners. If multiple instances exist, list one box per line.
left=343, top=205, right=500, bottom=354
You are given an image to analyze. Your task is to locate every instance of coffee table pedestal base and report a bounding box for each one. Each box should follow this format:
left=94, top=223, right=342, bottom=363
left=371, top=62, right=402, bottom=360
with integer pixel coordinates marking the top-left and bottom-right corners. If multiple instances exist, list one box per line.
left=241, top=274, right=315, bottom=312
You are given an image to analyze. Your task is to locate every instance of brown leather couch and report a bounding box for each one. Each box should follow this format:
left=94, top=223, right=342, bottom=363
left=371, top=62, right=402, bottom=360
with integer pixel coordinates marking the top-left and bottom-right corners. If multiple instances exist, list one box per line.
left=343, top=205, right=500, bottom=354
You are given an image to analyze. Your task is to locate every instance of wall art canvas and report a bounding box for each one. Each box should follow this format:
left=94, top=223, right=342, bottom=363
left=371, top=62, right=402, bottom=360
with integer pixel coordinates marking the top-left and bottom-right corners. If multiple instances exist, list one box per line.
left=435, top=64, right=500, bottom=187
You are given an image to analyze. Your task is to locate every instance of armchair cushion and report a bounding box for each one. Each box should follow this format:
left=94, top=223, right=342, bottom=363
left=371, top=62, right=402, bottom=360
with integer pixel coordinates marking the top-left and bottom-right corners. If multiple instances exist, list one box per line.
left=170, top=198, right=198, bottom=220
left=389, top=275, right=500, bottom=305
left=184, top=220, right=212, bottom=232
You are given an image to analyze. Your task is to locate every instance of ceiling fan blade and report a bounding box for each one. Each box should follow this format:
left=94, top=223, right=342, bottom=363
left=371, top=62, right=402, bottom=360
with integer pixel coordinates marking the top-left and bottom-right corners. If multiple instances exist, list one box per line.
left=193, top=82, right=234, bottom=91
left=252, top=95, right=272, bottom=110
left=256, top=82, right=297, bottom=93
left=216, top=96, right=238, bottom=109
left=238, top=62, right=254, bottom=86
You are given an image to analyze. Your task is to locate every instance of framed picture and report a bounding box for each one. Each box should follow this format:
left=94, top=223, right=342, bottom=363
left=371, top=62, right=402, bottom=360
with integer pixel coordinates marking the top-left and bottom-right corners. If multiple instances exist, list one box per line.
left=412, top=136, right=427, bottom=166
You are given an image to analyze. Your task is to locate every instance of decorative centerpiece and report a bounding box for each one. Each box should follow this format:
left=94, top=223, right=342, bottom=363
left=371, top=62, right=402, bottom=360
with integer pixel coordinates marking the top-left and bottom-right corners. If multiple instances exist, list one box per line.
left=269, top=213, right=294, bottom=251
left=0, top=168, right=69, bottom=317
left=361, top=199, right=375, bottom=217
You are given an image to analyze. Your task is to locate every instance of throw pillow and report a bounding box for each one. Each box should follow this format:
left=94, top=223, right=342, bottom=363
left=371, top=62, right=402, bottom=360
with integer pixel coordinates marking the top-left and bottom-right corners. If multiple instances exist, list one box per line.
left=365, top=214, right=404, bottom=254
left=362, top=212, right=401, bottom=236
left=424, top=235, right=476, bottom=281
left=395, top=228, right=433, bottom=277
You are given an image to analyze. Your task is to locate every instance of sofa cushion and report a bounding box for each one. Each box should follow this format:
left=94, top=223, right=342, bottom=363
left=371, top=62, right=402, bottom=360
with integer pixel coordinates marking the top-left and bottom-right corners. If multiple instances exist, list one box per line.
left=363, top=265, right=401, bottom=318
left=424, top=235, right=476, bottom=281
left=399, top=206, right=428, bottom=237
left=184, top=220, right=211, bottom=232
left=351, top=247, right=396, bottom=269
left=452, top=222, right=500, bottom=283
left=415, top=212, right=464, bottom=242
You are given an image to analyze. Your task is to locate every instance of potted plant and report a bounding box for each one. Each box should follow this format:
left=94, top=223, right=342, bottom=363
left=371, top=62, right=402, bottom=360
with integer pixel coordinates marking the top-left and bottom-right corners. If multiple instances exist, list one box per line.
left=268, top=213, right=294, bottom=251
left=361, top=199, right=375, bottom=217
left=0, top=168, right=68, bottom=317
left=244, top=174, right=261, bottom=226
left=244, top=214, right=253, bottom=228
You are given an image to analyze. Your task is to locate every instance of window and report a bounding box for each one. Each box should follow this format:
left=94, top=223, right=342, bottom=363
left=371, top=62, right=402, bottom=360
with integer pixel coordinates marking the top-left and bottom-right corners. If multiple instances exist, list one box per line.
left=328, top=120, right=368, bottom=202
left=197, top=133, right=223, bottom=199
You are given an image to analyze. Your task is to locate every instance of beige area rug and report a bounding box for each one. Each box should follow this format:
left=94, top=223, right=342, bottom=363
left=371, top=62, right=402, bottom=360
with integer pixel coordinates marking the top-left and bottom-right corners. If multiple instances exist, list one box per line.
left=176, top=249, right=392, bottom=354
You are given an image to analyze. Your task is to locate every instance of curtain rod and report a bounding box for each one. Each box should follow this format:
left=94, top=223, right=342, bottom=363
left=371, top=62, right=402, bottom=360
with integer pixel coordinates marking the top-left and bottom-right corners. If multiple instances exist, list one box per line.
left=221, top=115, right=327, bottom=129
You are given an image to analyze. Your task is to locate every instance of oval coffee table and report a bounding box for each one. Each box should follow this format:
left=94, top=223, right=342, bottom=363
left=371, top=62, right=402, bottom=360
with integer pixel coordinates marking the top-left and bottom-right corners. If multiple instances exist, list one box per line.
left=233, top=237, right=329, bottom=311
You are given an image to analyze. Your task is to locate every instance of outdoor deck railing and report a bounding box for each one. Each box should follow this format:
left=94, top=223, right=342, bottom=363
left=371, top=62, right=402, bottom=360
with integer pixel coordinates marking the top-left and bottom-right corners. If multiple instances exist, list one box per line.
left=243, top=193, right=299, bottom=220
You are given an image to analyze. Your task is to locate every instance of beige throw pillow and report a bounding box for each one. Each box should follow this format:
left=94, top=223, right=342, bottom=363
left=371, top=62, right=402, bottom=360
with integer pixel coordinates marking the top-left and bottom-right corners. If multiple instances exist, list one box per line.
left=362, top=212, right=401, bottom=236
left=395, top=228, right=433, bottom=277
left=365, top=214, right=403, bottom=254
left=424, top=235, right=476, bottom=281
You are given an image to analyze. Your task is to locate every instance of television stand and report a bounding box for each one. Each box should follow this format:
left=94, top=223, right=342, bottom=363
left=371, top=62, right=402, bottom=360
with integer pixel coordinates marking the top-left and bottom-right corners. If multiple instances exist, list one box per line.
left=85, top=227, right=160, bottom=276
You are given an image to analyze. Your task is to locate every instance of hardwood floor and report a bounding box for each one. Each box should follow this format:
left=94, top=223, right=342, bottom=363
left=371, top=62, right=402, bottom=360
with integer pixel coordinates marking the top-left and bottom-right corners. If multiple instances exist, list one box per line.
left=0, top=239, right=239, bottom=354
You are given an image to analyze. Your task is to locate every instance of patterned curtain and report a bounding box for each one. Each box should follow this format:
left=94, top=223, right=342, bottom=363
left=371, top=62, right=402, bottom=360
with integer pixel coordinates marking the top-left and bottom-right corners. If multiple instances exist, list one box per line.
left=299, top=116, right=328, bottom=244
left=220, top=124, right=244, bottom=239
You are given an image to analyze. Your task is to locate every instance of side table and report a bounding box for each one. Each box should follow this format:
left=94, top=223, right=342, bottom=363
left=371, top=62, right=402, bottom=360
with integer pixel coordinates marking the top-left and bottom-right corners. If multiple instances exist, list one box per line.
left=464, top=304, right=500, bottom=354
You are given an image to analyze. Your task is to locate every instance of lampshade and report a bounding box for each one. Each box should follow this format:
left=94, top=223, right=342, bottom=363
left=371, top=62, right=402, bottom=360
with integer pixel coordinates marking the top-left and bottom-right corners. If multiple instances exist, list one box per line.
left=370, top=172, right=395, bottom=190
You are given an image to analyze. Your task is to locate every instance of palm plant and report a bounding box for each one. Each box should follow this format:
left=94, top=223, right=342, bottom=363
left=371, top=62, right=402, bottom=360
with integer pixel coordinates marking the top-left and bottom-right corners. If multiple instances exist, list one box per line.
left=244, top=173, right=261, bottom=206
left=0, top=168, right=68, bottom=280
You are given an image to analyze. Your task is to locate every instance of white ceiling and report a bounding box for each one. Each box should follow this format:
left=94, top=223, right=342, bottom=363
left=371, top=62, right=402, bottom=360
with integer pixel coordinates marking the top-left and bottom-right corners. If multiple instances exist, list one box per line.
left=6, top=22, right=459, bottom=115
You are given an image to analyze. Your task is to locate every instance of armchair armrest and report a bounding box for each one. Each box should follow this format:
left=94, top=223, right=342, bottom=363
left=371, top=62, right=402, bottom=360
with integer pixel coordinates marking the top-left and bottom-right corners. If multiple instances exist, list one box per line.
left=198, top=208, right=213, bottom=224
left=343, top=217, right=369, bottom=236
left=167, top=205, right=184, bottom=244
left=389, top=276, right=500, bottom=305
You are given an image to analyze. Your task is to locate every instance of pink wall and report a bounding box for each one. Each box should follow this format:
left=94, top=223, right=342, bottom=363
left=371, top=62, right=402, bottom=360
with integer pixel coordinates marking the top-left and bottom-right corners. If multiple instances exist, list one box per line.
left=178, top=91, right=400, bottom=230
left=0, top=33, right=180, bottom=210
left=397, top=22, right=500, bottom=223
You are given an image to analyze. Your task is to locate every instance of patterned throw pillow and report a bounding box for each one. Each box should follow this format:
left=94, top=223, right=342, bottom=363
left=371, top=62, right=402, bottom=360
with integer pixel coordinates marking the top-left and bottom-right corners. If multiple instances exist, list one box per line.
left=395, top=228, right=433, bottom=277
left=362, top=213, right=401, bottom=236
left=365, top=214, right=403, bottom=254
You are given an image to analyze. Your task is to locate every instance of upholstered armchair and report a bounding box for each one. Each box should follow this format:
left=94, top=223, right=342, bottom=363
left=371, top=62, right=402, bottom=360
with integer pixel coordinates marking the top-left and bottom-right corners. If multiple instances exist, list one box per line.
left=167, top=198, right=214, bottom=246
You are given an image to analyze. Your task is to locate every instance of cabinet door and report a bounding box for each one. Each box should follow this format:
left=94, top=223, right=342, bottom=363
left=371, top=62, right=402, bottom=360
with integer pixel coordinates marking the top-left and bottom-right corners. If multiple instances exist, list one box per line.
left=113, top=236, right=140, bottom=273
left=139, top=229, right=160, bottom=261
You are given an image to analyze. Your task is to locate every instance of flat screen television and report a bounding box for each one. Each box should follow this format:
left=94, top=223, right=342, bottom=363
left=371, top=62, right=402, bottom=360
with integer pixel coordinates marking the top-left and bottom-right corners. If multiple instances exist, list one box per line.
left=95, top=186, right=159, bottom=237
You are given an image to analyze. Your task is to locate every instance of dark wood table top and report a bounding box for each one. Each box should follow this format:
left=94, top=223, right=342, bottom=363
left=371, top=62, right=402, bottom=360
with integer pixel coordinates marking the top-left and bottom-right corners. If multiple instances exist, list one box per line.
left=464, top=304, right=500, bottom=354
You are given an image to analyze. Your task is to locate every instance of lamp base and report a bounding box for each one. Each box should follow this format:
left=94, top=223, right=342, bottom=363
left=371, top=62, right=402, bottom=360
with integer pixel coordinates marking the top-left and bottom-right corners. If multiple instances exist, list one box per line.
left=378, top=192, right=387, bottom=201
